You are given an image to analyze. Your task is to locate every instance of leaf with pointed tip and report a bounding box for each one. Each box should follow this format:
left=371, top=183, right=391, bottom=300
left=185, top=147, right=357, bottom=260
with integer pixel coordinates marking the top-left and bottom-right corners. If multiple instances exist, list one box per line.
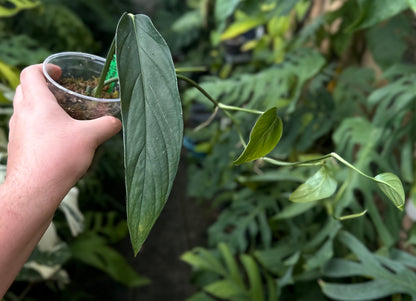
left=234, top=107, right=283, bottom=165
left=116, top=13, right=183, bottom=255
left=374, top=172, right=405, bottom=210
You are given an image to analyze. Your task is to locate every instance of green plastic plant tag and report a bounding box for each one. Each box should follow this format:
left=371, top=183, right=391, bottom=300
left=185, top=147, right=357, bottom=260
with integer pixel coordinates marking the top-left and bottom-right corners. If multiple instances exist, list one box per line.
left=105, top=54, right=117, bottom=92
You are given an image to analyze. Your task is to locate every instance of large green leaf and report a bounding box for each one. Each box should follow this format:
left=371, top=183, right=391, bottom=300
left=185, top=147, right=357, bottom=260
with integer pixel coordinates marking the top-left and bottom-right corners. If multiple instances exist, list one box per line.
left=348, top=0, right=409, bottom=31
left=234, top=107, right=283, bottom=165
left=116, top=14, right=183, bottom=255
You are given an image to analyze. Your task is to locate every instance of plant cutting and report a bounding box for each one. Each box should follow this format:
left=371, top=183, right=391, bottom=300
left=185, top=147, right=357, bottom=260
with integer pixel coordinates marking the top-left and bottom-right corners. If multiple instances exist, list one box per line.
left=43, top=12, right=406, bottom=256
left=44, top=13, right=183, bottom=255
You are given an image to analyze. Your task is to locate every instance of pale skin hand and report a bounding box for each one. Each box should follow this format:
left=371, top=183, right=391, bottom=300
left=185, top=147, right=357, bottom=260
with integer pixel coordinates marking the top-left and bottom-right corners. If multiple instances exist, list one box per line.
left=0, top=64, right=122, bottom=297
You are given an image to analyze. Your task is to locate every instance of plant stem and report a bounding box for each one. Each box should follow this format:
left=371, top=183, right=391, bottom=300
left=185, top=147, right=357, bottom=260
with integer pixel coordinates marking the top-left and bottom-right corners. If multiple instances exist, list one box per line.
left=265, top=152, right=376, bottom=180
left=91, top=77, right=119, bottom=96
left=218, top=103, right=263, bottom=115
left=176, top=74, right=263, bottom=114
left=175, top=66, right=207, bottom=73
left=264, top=154, right=332, bottom=167
left=176, top=74, right=219, bottom=106
left=176, top=74, right=248, bottom=147
left=94, top=39, right=116, bottom=98
left=329, top=152, right=374, bottom=181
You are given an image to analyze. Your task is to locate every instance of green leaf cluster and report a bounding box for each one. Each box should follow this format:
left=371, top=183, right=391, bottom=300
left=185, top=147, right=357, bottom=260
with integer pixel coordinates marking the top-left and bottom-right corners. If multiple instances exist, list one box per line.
left=182, top=243, right=277, bottom=301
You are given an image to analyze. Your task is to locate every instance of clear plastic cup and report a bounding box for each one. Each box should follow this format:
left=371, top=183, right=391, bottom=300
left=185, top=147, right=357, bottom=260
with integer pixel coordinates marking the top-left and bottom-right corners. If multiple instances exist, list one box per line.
left=43, top=52, right=120, bottom=120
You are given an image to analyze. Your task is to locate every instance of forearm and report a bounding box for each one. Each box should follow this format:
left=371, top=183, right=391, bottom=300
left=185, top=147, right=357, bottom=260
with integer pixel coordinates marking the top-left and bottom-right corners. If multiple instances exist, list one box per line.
left=0, top=178, right=66, bottom=297
left=0, top=64, right=122, bottom=298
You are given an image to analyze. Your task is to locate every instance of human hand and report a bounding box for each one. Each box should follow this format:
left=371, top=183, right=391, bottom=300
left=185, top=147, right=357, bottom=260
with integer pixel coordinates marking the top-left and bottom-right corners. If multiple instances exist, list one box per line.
left=5, top=64, right=122, bottom=199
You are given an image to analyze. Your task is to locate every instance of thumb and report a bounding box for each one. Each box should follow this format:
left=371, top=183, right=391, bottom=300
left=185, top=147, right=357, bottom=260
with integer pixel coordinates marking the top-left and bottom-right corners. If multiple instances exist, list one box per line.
left=84, top=116, right=122, bottom=147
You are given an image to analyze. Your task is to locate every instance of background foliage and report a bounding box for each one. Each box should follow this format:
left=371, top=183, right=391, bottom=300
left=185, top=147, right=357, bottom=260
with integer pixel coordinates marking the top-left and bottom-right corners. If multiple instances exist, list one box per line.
left=172, top=0, right=416, bottom=300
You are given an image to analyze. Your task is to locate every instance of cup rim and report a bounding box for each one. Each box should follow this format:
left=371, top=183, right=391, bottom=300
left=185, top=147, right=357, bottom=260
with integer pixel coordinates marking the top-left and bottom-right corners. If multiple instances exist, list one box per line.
left=42, top=51, right=120, bottom=103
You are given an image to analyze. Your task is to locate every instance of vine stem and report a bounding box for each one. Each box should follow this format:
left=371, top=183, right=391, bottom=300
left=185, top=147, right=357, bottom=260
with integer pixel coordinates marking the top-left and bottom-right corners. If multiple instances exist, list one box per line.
left=176, top=74, right=252, bottom=147
left=94, top=39, right=116, bottom=98
left=263, top=153, right=332, bottom=167
left=91, top=77, right=119, bottom=96
left=329, top=152, right=375, bottom=181
left=264, top=152, right=376, bottom=181
left=175, top=66, right=207, bottom=73
left=218, top=103, right=263, bottom=115
left=176, top=74, right=219, bottom=106
left=176, top=74, right=263, bottom=115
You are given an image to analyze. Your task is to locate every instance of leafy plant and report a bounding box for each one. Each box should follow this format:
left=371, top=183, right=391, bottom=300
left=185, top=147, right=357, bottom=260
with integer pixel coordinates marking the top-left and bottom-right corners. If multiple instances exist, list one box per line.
left=182, top=242, right=277, bottom=301
left=320, top=231, right=416, bottom=300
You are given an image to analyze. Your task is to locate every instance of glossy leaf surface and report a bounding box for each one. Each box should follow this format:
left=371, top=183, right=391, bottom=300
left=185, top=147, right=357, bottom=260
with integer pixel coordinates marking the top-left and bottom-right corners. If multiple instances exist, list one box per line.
left=116, top=14, right=183, bottom=255
left=234, top=107, right=283, bottom=165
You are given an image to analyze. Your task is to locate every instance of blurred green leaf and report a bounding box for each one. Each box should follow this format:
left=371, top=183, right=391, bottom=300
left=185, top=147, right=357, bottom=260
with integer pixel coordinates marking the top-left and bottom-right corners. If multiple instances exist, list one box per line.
left=321, top=231, right=416, bottom=300
left=0, top=34, right=50, bottom=66
left=349, top=0, right=409, bottom=30
left=289, top=166, right=337, bottom=203
left=0, top=60, right=19, bottom=88
left=172, top=10, right=203, bottom=33
left=181, top=247, right=227, bottom=276
left=215, top=0, right=241, bottom=23
left=14, top=3, right=98, bottom=52
left=70, top=232, right=149, bottom=287
left=409, top=0, right=416, bottom=10
left=272, top=201, right=317, bottom=220
left=240, top=254, right=265, bottom=301
left=219, top=243, right=244, bottom=287
left=184, top=49, right=325, bottom=112
left=186, top=292, right=217, bottom=301
left=204, top=279, right=247, bottom=299
left=366, top=14, right=411, bottom=70
left=0, top=0, right=39, bottom=17
left=220, top=15, right=265, bottom=40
